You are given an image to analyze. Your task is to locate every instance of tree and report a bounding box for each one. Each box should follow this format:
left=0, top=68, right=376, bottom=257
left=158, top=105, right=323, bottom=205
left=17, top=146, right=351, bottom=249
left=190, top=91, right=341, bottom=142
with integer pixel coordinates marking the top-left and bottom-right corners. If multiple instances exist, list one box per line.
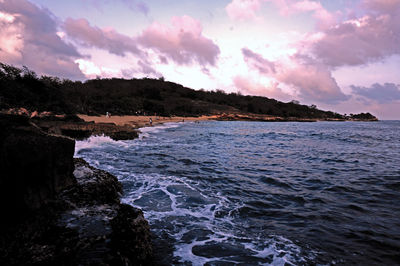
left=22, top=66, right=37, bottom=79
left=0, top=63, right=22, bottom=80
left=290, top=100, right=300, bottom=105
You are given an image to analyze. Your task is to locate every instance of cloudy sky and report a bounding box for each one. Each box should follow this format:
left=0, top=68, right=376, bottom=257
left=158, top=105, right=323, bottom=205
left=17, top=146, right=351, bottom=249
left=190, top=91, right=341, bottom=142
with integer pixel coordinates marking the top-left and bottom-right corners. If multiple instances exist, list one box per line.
left=1, top=0, right=399, bottom=119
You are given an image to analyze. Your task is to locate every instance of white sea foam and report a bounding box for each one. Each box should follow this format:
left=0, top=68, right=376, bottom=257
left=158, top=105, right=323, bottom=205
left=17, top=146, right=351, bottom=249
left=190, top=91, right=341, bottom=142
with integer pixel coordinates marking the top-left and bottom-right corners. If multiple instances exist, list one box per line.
left=75, top=135, right=122, bottom=156
left=75, top=122, right=184, bottom=155
left=138, top=122, right=182, bottom=139
left=118, top=171, right=306, bottom=265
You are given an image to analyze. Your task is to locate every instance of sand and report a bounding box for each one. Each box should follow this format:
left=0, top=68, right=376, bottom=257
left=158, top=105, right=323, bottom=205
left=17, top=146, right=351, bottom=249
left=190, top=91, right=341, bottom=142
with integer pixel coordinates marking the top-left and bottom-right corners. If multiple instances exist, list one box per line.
left=78, top=114, right=218, bottom=128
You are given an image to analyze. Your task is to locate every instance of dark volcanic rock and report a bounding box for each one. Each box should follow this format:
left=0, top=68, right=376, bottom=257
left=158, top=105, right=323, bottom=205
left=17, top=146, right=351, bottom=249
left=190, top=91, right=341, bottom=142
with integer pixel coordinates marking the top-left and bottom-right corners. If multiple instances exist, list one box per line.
left=0, top=114, right=75, bottom=221
left=0, top=114, right=153, bottom=265
left=109, top=204, right=153, bottom=265
left=32, top=118, right=139, bottom=141
left=62, top=158, right=122, bottom=206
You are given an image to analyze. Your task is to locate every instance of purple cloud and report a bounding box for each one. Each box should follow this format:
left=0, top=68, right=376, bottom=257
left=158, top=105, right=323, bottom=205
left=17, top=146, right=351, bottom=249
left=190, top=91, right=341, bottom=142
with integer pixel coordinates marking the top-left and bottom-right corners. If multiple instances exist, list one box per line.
left=242, top=47, right=276, bottom=74
left=277, top=59, right=350, bottom=104
left=351, top=83, right=400, bottom=103
left=0, top=0, right=84, bottom=79
left=138, top=16, right=220, bottom=66
left=64, top=15, right=220, bottom=68
left=137, top=60, right=161, bottom=77
left=310, top=0, right=400, bottom=67
left=64, top=18, right=142, bottom=57
left=241, top=48, right=349, bottom=104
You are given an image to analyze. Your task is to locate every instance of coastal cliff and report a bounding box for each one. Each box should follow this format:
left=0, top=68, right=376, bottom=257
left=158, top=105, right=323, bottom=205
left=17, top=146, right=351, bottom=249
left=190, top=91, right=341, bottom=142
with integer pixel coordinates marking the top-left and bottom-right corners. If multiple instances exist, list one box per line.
left=0, top=114, right=152, bottom=265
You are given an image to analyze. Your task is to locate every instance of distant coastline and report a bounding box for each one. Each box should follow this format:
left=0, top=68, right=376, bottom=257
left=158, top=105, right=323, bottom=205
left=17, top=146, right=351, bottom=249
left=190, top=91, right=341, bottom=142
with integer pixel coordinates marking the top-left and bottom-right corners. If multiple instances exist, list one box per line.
left=0, top=110, right=378, bottom=143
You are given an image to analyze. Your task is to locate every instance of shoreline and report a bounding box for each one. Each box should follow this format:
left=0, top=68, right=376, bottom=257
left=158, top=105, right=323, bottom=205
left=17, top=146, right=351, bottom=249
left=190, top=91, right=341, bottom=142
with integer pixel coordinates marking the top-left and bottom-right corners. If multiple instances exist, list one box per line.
left=0, top=111, right=378, bottom=142
left=77, top=114, right=219, bottom=128
left=77, top=114, right=377, bottom=131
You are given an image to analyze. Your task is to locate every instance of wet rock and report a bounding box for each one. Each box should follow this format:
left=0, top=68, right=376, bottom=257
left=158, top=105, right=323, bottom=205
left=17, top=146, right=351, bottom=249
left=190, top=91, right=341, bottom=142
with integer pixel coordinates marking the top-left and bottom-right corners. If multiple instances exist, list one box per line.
left=62, top=158, right=122, bottom=206
left=109, top=204, right=153, bottom=265
left=31, top=116, right=139, bottom=141
left=0, top=157, right=153, bottom=265
left=192, top=242, right=253, bottom=258
left=0, top=114, right=152, bottom=265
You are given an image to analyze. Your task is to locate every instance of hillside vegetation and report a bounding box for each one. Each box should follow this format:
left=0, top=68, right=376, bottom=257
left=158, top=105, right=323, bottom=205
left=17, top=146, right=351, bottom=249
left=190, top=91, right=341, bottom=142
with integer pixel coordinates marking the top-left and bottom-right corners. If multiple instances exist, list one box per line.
left=0, top=63, right=375, bottom=120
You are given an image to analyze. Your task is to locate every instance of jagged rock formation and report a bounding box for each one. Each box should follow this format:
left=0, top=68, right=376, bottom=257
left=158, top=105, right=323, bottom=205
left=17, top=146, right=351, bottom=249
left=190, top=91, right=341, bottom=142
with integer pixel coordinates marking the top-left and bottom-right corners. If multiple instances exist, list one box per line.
left=31, top=115, right=139, bottom=141
left=0, top=114, right=152, bottom=265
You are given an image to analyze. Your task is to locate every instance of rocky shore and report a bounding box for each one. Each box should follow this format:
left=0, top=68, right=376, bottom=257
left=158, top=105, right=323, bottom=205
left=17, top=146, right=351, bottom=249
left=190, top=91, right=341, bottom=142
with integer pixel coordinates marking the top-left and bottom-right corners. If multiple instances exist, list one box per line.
left=0, top=114, right=152, bottom=265
left=215, top=113, right=378, bottom=122
left=31, top=115, right=139, bottom=141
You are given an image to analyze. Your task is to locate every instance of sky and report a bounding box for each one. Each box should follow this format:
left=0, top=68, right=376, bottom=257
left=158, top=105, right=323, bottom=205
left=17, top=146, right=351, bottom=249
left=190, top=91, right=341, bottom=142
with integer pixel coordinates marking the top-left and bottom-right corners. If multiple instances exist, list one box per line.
left=1, top=0, right=399, bottom=119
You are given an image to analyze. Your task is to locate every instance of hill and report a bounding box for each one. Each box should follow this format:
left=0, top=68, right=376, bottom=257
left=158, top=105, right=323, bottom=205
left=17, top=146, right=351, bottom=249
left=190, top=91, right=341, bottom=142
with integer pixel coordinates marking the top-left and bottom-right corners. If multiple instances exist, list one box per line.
left=0, top=63, right=376, bottom=120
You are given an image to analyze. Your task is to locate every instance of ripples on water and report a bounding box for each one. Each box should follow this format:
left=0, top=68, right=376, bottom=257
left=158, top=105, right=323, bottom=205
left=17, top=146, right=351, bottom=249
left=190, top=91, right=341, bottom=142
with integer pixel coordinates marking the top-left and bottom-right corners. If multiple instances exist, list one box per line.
left=75, top=121, right=400, bottom=265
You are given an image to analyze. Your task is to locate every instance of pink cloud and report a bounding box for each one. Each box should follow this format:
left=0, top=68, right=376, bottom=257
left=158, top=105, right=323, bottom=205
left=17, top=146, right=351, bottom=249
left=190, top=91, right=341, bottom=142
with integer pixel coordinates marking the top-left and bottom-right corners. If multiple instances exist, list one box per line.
left=310, top=4, right=400, bottom=67
left=241, top=48, right=349, bottom=104
left=242, top=48, right=276, bottom=74
left=74, top=58, right=160, bottom=80
left=226, top=0, right=263, bottom=21
left=234, top=0, right=400, bottom=105
left=225, top=0, right=336, bottom=28
left=138, top=15, right=220, bottom=66
left=276, top=57, right=350, bottom=104
left=291, top=0, right=337, bottom=29
left=0, top=0, right=84, bottom=79
left=64, top=18, right=142, bottom=56
left=233, top=75, right=291, bottom=101
left=65, top=15, right=220, bottom=67
left=75, top=59, right=120, bottom=79
left=0, top=11, right=23, bottom=62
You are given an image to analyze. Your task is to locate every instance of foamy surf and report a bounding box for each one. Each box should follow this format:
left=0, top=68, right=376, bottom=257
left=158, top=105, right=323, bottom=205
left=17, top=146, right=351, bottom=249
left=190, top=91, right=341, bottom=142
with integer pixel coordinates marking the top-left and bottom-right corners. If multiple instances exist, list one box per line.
left=75, top=122, right=183, bottom=156
left=74, top=135, right=131, bottom=156
left=138, top=122, right=183, bottom=139
left=117, top=169, right=308, bottom=265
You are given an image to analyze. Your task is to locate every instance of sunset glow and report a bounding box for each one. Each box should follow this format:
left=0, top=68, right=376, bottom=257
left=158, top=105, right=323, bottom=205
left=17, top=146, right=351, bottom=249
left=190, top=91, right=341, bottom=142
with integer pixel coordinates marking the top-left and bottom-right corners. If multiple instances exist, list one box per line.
left=1, top=0, right=399, bottom=119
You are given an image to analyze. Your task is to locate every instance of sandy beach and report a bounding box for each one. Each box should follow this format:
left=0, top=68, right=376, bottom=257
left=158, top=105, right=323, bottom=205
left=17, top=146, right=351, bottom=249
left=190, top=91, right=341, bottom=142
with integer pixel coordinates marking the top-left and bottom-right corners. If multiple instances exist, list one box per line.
left=78, top=114, right=218, bottom=128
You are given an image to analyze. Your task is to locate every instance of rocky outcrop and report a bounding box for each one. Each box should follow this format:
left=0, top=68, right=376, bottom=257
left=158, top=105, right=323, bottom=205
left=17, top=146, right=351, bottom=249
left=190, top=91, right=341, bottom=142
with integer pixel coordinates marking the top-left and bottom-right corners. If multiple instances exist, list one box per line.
left=0, top=114, right=75, bottom=221
left=54, top=159, right=153, bottom=265
left=0, top=114, right=152, bottom=265
left=31, top=115, right=139, bottom=140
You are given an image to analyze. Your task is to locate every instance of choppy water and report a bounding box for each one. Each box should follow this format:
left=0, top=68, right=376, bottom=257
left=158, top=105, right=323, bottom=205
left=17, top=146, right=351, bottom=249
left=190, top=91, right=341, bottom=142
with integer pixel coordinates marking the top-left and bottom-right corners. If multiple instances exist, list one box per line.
left=75, top=121, right=400, bottom=265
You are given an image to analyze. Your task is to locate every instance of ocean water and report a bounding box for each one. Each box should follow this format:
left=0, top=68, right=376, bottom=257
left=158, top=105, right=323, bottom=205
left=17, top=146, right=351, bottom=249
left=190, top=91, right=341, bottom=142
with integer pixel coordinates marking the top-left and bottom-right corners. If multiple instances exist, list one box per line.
left=75, top=121, right=400, bottom=265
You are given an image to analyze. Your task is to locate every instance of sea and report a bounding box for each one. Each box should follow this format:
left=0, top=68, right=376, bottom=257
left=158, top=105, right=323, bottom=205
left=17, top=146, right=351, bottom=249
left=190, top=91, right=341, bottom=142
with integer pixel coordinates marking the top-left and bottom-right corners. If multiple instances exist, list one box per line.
left=75, top=120, right=400, bottom=265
